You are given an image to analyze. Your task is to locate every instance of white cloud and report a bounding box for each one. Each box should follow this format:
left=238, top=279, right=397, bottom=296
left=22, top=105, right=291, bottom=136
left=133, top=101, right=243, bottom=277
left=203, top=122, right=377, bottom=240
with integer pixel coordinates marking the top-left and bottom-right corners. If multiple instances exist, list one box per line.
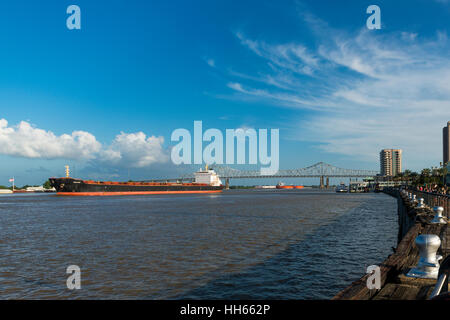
left=236, top=32, right=319, bottom=76
left=224, top=15, right=450, bottom=170
left=0, top=118, right=169, bottom=168
left=203, top=56, right=216, bottom=68
left=0, top=119, right=101, bottom=159
left=100, top=132, right=169, bottom=168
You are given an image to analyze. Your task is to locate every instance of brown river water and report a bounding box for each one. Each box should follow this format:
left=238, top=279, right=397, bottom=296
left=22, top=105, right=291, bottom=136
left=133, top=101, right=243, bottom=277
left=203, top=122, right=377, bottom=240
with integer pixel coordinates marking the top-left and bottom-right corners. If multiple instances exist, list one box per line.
left=0, top=189, right=397, bottom=299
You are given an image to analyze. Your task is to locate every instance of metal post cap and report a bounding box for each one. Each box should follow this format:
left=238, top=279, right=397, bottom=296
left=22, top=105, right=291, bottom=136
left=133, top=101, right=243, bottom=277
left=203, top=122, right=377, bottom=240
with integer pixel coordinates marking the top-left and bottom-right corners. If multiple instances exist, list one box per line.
left=433, top=206, right=444, bottom=215
left=416, top=198, right=426, bottom=209
left=431, top=206, right=447, bottom=224
left=407, top=234, right=442, bottom=279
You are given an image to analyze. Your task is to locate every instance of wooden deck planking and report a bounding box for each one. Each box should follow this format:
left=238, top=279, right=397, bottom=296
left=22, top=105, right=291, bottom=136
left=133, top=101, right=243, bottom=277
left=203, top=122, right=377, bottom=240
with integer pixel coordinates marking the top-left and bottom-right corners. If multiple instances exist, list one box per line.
left=333, top=190, right=449, bottom=300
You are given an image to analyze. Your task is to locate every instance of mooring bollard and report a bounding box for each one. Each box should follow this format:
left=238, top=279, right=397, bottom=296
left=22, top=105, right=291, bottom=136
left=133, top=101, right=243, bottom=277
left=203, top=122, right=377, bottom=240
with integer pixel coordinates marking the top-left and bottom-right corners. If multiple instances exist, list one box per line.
left=416, top=198, right=426, bottom=209
left=406, top=234, right=442, bottom=279
left=431, top=206, right=447, bottom=224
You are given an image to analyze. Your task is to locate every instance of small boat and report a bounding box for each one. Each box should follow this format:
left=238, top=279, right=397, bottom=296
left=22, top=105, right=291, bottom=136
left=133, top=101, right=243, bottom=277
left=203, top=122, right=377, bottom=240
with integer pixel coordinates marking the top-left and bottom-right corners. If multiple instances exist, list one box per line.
left=335, top=183, right=348, bottom=193
left=254, top=185, right=277, bottom=189
left=276, top=182, right=304, bottom=189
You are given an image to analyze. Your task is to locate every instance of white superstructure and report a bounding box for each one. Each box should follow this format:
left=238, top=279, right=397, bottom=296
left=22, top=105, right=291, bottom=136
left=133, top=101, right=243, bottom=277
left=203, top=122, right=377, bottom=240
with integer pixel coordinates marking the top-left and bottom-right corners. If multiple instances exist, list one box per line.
left=194, top=166, right=223, bottom=186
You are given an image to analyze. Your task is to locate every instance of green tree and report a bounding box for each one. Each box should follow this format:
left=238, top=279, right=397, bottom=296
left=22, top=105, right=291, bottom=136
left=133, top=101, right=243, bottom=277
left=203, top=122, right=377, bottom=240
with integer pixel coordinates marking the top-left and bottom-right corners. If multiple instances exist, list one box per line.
left=43, top=180, right=52, bottom=189
left=403, top=169, right=412, bottom=177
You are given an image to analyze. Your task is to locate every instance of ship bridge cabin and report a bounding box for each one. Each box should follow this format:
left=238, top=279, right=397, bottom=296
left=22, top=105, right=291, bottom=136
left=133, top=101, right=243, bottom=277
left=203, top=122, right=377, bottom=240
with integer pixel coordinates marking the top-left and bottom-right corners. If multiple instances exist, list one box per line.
left=194, top=166, right=222, bottom=186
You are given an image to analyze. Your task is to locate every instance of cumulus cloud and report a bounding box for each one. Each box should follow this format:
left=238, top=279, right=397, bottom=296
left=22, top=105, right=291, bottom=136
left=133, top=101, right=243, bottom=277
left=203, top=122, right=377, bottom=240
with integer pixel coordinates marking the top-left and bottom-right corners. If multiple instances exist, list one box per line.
left=0, top=118, right=169, bottom=168
left=0, top=119, right=101, bottom=159
left=100, top=132, right=169, bottom=168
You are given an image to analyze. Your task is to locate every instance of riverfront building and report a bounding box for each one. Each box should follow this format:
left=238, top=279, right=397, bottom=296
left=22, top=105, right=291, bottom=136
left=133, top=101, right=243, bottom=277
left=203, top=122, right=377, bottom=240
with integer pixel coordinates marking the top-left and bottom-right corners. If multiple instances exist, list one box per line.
left=444, top=121, right=450, bottom=165
left=380, top=149, right=402, bottom=176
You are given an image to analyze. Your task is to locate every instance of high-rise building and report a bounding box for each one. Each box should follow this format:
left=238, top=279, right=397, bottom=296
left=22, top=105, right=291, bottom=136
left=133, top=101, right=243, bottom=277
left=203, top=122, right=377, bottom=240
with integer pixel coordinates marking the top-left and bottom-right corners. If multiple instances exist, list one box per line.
left=380, top=149, right=402, bottom=176
left=443, top=121, right=450, bottom=165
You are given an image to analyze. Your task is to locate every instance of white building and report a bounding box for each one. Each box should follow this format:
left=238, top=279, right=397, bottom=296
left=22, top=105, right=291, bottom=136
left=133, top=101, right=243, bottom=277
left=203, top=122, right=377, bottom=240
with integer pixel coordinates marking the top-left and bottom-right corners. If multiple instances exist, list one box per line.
left=380, top=149, right=402, bottom=176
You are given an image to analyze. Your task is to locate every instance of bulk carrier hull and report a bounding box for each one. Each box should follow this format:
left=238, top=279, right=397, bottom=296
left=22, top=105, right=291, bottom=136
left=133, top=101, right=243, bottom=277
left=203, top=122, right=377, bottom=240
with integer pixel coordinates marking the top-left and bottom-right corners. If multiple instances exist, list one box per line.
left=49, top=178, right=223, bottom=196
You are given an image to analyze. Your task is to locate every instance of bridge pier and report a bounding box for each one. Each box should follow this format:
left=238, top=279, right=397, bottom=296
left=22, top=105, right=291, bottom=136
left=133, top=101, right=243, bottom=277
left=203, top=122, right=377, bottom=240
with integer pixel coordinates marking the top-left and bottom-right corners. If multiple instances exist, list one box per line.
left=225, top=178, right=230, bottom=190
left=320, top=176, right=324, bottom=189
left=326, top=177, right=329, bottom=189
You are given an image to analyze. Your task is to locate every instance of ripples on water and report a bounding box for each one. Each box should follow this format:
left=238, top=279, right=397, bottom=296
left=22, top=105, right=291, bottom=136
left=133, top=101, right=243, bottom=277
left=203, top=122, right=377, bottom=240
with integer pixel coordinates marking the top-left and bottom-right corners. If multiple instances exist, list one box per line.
left=0, top=190, right=397, bottom=299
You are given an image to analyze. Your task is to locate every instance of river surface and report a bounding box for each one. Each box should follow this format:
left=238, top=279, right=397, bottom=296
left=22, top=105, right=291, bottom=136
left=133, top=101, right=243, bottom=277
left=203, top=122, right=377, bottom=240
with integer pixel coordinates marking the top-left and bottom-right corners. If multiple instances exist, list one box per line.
left=0, top=189, right=397, bottom=299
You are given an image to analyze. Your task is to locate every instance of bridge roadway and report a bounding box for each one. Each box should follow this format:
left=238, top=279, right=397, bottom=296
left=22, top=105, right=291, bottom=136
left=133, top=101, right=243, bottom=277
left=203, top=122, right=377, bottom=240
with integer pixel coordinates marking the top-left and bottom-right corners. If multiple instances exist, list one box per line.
left=144, top=162, right=380, bottom=188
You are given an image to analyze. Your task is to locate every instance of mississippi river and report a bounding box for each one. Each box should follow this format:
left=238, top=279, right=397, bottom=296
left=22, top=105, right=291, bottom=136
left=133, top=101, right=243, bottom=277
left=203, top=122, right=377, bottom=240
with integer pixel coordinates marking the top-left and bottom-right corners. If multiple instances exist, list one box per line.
left=0, top=190, right=397, bottom=299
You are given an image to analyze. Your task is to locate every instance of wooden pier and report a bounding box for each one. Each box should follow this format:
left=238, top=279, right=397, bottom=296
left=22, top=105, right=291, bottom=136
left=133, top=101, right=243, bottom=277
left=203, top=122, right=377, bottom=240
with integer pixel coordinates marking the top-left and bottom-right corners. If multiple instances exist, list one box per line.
left=333, top=189, right=449, bottom=300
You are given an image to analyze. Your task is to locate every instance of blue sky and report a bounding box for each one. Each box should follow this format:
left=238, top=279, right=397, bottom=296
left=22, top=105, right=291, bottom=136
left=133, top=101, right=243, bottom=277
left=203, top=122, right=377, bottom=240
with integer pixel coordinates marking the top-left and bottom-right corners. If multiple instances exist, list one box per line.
left=0, top=0, right=450, bottom=185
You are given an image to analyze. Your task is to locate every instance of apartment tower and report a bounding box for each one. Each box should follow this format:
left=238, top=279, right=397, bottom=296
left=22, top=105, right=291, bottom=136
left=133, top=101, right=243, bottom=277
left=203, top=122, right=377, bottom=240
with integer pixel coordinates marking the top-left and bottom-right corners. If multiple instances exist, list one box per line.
left=380, top=149, right=402, bottom=176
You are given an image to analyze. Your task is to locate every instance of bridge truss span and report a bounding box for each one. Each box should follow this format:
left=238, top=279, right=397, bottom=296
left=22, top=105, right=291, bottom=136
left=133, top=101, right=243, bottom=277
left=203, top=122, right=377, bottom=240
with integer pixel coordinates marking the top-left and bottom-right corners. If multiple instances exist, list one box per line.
left=181, top=162, right=379, bottom=180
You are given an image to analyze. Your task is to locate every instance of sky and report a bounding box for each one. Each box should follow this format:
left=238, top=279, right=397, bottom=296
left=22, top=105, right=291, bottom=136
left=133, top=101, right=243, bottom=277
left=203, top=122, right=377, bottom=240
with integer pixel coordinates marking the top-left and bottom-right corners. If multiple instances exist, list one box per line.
left=0, top=0, right=450, bottom=185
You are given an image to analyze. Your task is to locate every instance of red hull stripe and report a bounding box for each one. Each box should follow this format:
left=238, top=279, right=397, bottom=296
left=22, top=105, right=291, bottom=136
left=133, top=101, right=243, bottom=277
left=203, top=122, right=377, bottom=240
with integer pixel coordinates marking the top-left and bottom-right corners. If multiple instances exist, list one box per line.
left=57, top=190, right=223, bottom=196
left=276, top=186, right=304, bottom=189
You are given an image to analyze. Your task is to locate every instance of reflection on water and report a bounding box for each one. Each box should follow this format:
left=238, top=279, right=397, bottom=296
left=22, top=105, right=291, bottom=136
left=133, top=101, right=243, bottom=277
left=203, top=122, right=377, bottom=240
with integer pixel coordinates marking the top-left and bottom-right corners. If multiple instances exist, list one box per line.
left=0, top=190, right=397, bottom=299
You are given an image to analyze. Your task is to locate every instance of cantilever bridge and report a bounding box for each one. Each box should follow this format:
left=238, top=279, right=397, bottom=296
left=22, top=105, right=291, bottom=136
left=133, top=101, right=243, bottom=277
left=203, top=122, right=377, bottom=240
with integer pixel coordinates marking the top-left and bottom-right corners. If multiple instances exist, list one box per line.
left=151, top=162, right=379, bottom=188
left=209, top=162, right=378, bottom=179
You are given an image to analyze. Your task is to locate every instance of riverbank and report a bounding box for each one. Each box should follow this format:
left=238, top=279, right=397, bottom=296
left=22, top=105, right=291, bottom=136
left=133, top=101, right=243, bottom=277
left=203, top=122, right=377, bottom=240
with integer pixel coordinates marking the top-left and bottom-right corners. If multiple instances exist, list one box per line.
left=333, top=188, right=449, bottom=300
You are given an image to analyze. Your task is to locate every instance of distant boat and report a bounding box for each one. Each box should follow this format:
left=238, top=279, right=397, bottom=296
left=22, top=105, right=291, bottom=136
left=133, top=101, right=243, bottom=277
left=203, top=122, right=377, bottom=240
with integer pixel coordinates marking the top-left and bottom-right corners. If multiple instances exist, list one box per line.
left=335, top=183, right=348, bottom=193
left=276, top=182, right=304, bottom=189
left=254, top=185, right=277, bottom=189
left=0, top=189, right=13, bottom=194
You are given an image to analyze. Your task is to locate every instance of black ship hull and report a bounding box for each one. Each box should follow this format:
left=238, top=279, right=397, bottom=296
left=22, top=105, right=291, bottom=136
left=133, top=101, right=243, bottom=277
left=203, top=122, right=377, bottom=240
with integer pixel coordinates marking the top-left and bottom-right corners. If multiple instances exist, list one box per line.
left=49, top=178, right=223, bottom=196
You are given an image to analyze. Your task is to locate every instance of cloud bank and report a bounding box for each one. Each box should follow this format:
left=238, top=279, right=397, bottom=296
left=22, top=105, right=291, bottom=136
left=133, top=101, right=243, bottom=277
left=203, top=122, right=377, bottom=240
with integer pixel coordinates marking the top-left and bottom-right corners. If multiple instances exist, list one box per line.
left=0, top=118, right=168, bottom=168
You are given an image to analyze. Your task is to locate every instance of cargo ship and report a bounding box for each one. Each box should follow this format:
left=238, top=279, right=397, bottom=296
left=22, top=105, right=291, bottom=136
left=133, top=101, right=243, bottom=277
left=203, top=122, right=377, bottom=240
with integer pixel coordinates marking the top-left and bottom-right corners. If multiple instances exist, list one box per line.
left=49, top=166, right=223, bottom=196
left=276, top=182, right=304, bottom=189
